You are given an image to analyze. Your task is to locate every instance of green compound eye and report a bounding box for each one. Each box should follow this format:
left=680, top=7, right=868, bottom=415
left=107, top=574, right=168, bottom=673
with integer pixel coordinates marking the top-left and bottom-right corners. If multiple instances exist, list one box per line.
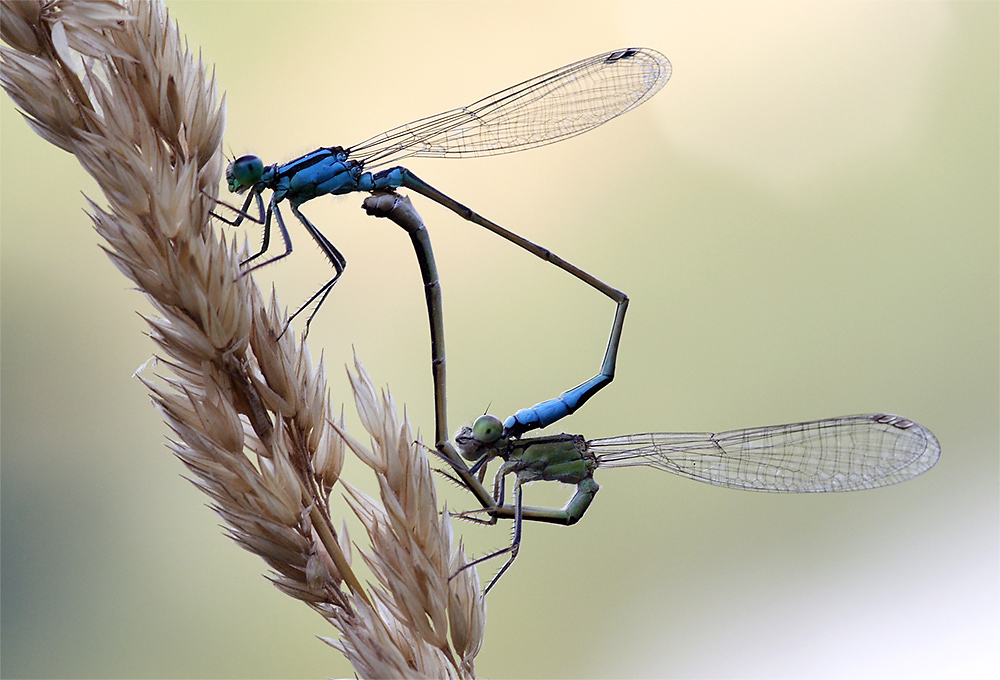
left=227, top=155, right=264, bottom=192
left=471, top=414, right=504, bottom=444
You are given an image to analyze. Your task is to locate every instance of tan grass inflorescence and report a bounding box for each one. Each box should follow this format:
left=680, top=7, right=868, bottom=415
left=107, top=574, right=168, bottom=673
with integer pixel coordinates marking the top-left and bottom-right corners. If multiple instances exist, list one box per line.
left=0, top=0, right=485, bottom=676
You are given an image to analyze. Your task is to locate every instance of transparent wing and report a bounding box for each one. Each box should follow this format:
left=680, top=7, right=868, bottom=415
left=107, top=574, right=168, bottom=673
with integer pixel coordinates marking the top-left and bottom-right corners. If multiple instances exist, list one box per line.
left=349, top=48, right=670, bottom=168
left=590, top=414, right=940, bottom=492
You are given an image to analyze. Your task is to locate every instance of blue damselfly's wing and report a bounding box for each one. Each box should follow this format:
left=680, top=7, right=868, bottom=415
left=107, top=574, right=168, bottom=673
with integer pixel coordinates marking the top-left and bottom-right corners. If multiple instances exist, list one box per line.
left=589, top=414, right=940, bottom=492
left=349, top=48, right=670, bottom=168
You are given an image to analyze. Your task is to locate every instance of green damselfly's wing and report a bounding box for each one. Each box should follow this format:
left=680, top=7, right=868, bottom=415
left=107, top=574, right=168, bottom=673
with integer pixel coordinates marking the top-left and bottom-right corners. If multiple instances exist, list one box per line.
left=349, top=48, right=670, bottom=167
left=589, top=414, right=940, bottom=492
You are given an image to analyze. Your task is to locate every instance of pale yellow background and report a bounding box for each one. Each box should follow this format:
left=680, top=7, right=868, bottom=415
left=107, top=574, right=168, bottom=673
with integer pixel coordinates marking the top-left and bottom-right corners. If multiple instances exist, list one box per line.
left=2, top=1, right=997, bottom=678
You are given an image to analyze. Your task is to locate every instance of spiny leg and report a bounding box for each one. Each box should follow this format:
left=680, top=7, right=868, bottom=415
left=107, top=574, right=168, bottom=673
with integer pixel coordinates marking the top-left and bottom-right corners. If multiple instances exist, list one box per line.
left=240, top=191, right=272, bottom=266
left=230, top=199, right=346, bottom=340
left=417, top=439, right=490, bottom=501
left=213, top=193, right=321, bottom=338
left=285, top=202, right=347, bottom=338
left=209, top=190, right=278, bottom=266
left=453, top=476, right=523, bottom=595
left=210, top=189, right=260, bottom=228
left=454, top=458, right=508, bottom=526
left=240, top=198, right=294, bottom=276
left=482, top=478, right=522, bottom=596
left=468, top=451, right=492, bottom=477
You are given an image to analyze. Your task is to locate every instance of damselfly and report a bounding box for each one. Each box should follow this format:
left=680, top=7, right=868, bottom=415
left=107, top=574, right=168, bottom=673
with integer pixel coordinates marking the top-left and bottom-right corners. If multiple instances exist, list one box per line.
left=452, top=412, right=940, bottom=594
left=215, top=48, right=670, bottom=496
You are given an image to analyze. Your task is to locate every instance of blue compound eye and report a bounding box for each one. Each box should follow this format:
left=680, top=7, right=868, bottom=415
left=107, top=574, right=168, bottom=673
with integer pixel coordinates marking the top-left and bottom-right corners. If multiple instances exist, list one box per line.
left=471, top=414, right=504, bottom=444
left=226, top=155, right=264, bottom=192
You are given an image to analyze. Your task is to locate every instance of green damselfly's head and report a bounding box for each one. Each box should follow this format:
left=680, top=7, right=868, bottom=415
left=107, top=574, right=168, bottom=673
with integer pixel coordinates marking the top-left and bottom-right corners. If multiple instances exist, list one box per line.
left=455, top=414, right=504, bottom=462
left=226, top=154, right=264, bottom=194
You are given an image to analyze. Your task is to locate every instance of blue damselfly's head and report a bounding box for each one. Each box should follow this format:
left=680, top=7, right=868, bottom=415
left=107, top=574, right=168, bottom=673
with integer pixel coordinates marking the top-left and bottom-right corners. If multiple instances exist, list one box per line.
left=455, top=414, right=504, bottom=461
left=226, top=154, right=264, bottom=193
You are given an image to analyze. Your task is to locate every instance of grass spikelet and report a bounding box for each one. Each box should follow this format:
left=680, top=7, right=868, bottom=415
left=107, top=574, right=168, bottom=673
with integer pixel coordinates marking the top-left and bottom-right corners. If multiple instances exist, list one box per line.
left=1, top=1, right=485, bottom=676
left=333, top=356, right=485, bottom=678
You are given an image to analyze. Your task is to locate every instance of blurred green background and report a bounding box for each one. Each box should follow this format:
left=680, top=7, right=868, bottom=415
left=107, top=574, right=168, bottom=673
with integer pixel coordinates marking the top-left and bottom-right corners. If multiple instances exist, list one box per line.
left=2, top=1, right=997, bottom=678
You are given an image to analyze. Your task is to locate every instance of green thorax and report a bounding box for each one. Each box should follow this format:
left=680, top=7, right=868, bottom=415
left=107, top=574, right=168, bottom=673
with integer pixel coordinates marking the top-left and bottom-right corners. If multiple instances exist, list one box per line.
left=501, top=434, right=597, bottom=485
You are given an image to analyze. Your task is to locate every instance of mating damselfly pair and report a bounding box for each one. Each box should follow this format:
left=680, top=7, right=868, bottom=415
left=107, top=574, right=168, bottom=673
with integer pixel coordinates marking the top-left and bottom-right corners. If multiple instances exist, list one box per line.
left=215, top=47, right=940, bottom=595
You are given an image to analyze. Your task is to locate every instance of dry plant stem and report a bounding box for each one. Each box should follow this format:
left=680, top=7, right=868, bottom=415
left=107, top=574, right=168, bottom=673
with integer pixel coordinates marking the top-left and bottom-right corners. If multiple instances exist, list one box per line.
left=1, top=1, right=484, bottom=676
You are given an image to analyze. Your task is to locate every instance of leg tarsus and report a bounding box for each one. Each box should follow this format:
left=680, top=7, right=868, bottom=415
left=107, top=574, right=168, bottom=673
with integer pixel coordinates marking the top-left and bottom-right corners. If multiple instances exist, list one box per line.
left=451, top=480, right=523, bottom=596
left=265, top=202, right=348, bottom=340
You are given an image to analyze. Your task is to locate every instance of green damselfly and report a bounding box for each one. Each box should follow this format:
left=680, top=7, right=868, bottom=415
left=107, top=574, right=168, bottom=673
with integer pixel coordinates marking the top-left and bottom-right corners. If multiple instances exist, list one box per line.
left=451, top=412, right=940, bottom=594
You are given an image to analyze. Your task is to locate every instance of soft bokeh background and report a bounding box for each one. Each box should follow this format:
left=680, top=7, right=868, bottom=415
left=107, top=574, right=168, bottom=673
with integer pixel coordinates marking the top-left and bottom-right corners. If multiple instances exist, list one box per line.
left=3, top=1, right=997, bottom=678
